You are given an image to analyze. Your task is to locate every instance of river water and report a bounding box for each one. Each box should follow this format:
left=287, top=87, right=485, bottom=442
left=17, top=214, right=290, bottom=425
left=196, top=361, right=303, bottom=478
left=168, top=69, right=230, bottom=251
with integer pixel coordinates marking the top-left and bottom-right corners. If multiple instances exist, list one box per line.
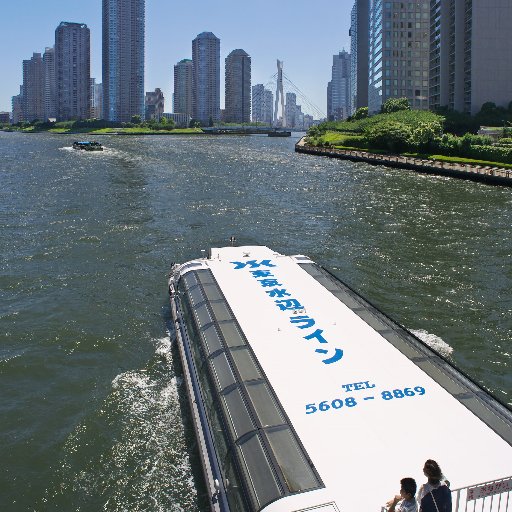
left=1, top=131, right=510, bottom=510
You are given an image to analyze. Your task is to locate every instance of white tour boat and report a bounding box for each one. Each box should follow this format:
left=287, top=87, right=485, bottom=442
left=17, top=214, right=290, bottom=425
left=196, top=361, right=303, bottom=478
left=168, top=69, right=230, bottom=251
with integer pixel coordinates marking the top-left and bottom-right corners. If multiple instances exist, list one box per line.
left=168, top=246, right=512, bottom=512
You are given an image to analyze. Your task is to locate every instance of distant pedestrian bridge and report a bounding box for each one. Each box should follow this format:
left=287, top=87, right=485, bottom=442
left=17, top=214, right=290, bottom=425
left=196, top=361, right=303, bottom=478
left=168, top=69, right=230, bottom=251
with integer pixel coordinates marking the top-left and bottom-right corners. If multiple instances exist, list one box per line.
left=203, top=126, right=295, bottom=136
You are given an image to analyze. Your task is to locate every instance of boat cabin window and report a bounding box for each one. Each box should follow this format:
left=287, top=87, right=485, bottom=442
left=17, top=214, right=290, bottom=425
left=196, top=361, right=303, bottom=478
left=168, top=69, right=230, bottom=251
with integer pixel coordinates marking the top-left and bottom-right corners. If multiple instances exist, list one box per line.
left=218, top=321, right=246, bottom=348
left=201, top=324, right=223, bottom=355
left=182, top=271, right=199, bottom=289
left=266, top=426, right=320, bottom=492
left=209, top=300, right=232, bottom=322
left=245, top=381, right=285, bottom=428
left=193, top=303, right=213, bottom=329
left=221, top=386, right=255, bottom=439
left=238, top=432, right=281, bottom=508
left=202, top=283, right=223, bottom=302
left=209, top=352, right=236, bottom=391
left=230, top=347, right=261, bottom=381
left=188, top=285, right=205, bottom=307
left=196, top=268, right=216, bottom=284
left=177, top=269, right=324, bottom=511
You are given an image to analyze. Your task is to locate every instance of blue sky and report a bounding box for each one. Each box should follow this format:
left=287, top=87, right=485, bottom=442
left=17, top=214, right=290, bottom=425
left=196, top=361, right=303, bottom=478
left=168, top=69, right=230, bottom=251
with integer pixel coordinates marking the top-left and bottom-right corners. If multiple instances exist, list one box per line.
left=0, top=0, right=353, bottom=117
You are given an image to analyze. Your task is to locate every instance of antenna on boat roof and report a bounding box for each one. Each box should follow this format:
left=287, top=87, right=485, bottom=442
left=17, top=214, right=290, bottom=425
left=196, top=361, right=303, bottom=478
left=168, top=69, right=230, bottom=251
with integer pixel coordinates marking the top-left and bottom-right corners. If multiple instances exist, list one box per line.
left=229, top=236, right=236, bottom=246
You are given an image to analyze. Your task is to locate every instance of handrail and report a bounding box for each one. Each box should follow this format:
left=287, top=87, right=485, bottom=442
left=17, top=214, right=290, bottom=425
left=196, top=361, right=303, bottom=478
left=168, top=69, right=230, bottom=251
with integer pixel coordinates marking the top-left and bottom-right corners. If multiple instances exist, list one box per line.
left=452, top=475, right=512, bottom=512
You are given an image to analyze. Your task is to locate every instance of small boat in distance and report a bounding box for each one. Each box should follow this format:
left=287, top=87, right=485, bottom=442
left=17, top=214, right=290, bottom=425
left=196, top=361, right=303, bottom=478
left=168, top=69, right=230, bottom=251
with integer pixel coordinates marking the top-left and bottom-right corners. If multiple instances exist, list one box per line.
left=268, top=130, right=291, bottom=137
left=72, top=141, right=103, bottom=151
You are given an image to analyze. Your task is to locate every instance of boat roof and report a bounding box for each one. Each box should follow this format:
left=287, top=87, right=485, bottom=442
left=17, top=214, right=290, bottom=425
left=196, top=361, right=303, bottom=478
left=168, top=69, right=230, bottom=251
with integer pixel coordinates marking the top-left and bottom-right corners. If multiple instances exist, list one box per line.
left=176, top=246, right=512, bottom=511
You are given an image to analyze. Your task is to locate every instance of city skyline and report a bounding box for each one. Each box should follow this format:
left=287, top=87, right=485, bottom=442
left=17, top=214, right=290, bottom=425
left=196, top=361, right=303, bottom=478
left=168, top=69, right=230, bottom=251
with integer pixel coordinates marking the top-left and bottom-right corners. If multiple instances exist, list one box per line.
left=0, top=0, right=352, bottom=115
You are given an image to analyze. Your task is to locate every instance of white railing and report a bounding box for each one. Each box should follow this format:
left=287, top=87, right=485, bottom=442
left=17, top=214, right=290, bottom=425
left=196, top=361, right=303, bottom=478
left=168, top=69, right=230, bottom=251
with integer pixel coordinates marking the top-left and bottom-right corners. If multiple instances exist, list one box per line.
left=380, top=476, right=512, bottom=512
left=452, top=476, right=512, bottom=512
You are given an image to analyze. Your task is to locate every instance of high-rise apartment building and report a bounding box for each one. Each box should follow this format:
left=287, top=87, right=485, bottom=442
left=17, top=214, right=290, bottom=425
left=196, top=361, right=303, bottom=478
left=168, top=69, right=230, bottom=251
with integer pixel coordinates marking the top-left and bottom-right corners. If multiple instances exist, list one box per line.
left=285, top=92, right=297, bottom=128
left=252, top=84, right=273, bottom=125
left=295, top=104, right=305, bottom=130
left=429, top=0, right=512, bottom=114
left=349, top=0, right=369, bottom=115
left=55, top=22, right=90, bottom=121
left=173, top=58, right=193, bottom=116
left=102, top=0, right=145, bottom=122
left=145, top=88, right=164, bottom=120
left=327, top=50, right=351, bottom=121
left=263, top=89, right=274, bottom=125
left=368, top=0, right=430, bottom=114
left=192, top=32, right=220, bottom=125
left=43, top=47, right=56, bottom=120
left=303, top=114, right=315, bottom=131
left=22, top=53, right=44, bottom=122
left=224, top=49, right=251, bottom=124
left=12, top=87, right=24, bottom=124
left=90, top=78, right=103, bottom=119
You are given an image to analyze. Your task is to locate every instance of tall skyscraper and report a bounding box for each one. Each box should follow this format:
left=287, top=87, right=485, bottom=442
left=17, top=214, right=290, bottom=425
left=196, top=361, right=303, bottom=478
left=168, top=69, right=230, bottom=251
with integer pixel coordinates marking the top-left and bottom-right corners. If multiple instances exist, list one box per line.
left=252, top=84, right=273, bottom=125
left=349, top=0, right=369, bottom=115
left=327, top=50, right=351, bottom=121
left=368, top=0, right=430, bottom=114
left=285, top=92, right=297, bottom=128
left=173, top=58, right=193, bottom=116
left=192, top=32, right=220, bottom=125
left=429, top=0, right=512, bottom=114
left=103, top=0, right=145, bottom=122
left=224, top=49, right=251, bottom=124
left=22, top=53, right=44, bottom=122
left=55, top=22, right=90, bottom=121
left=43, top=47, right=56, bottom=120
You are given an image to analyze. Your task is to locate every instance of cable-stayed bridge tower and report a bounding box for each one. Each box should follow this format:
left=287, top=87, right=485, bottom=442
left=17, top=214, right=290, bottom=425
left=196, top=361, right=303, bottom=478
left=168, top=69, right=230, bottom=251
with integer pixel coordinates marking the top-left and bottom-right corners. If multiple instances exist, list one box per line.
left=273, top=60, right=285, bottom=127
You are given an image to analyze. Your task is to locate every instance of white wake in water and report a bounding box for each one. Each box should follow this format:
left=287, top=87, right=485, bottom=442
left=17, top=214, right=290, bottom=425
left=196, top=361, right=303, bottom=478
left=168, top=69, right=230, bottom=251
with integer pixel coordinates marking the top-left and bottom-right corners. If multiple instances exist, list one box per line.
left=52, top=335, right=201, bottom=511
left=103, top=336, right=197, bottom=511
left=411, top=329, right=454, bottom=357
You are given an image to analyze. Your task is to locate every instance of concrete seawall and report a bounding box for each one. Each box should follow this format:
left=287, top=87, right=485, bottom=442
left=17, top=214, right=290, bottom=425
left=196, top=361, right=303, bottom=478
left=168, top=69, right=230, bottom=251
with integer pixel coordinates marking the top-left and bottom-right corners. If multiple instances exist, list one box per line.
left=295, top=137, right=512, bottom=187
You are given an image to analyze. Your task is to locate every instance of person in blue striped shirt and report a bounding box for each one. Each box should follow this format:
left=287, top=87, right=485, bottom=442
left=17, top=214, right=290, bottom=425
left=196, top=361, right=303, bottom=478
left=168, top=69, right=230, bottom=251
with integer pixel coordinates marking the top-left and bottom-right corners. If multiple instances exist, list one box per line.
left=387, top=477, right=418, bottom=512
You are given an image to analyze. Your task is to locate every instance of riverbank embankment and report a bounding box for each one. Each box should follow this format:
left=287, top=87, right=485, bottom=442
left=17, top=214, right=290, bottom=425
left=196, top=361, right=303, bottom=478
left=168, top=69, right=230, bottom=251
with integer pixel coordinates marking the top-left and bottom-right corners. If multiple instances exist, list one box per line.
left=295, top=137, right=512, bottom=187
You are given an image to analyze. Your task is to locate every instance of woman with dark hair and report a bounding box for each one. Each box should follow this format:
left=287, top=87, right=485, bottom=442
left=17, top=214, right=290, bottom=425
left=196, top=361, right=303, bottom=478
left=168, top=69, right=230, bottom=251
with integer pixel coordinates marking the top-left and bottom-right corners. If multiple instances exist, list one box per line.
left=418, top=460, right=451, bottom=512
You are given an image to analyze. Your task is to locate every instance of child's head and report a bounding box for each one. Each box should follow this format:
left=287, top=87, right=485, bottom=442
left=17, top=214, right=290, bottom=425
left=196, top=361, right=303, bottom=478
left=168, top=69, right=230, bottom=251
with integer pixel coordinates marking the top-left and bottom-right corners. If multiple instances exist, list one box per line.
left=400, top=477, right=417, bottom=500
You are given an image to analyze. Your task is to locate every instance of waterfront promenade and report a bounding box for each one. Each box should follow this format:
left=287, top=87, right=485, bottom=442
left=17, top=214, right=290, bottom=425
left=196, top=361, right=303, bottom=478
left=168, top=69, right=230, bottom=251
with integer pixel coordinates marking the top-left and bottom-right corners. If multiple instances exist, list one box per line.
left=295, top=137, right=512, bottom=187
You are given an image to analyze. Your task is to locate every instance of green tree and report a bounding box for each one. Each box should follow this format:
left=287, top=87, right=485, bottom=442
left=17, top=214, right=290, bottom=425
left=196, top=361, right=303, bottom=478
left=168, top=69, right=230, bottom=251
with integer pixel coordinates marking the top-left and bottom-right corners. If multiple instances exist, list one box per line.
left=435, top=107, right=478, bottom=135
left=160, top=116, right=175, bottom=130
left=131, top=115, right=142, bottom=124
left=352, top=107, right=369, bottom=120
left=410, top=120, right=443, bottom=151
left=475, top=102, right=508, bottom=127
left=381, top=97, right=411, bottom=114
left=365, top=121, right=412, bottom=152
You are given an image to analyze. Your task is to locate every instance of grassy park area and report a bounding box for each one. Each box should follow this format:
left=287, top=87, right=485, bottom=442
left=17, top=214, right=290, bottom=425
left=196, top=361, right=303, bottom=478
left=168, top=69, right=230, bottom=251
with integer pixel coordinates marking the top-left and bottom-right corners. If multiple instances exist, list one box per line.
left=306, top=98, right=512, bottom=169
